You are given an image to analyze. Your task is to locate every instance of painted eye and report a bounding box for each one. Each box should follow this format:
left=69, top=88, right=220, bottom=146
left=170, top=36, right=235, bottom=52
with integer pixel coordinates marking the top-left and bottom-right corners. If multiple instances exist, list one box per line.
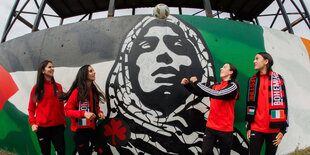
left=174, top=39, right=182, bottom=46
left=139, top=41, right=151, bottom=49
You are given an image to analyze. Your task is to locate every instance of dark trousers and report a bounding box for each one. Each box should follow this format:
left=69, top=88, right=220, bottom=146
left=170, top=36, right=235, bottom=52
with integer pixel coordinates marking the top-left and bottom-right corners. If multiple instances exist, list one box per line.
left=202, top=127, right=233, bottom=155
left=36, top=125, right=65, bottom=155
left=73, top=128, right=111, bottom=155
left=249, top=130, right=278, bottom=155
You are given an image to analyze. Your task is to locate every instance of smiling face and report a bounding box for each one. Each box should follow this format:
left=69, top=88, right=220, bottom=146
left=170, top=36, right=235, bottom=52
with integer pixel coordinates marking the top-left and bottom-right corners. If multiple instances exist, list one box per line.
left=220, top=63, right=233, bottom=81
left=42, top=62, right=54, bottom=80
left=254, top=54, right=268, bottom=73
left=87, top=66, right=96, bottom=82
left=128, top=21, right=204, bottom=115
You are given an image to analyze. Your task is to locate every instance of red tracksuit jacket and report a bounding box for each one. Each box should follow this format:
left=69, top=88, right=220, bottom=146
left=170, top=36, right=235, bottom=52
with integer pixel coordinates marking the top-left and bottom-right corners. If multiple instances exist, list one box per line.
left=28, top=80, right=65, bottom=127
left=185, top=80, right=238, bottom=132
left=65, top=88, right=102, bottom=132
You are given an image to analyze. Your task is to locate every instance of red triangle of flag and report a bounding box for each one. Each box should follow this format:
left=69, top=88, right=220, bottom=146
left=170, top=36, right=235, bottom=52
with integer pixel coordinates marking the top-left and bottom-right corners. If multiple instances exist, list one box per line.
left=0, top=65, right=18, bottom=111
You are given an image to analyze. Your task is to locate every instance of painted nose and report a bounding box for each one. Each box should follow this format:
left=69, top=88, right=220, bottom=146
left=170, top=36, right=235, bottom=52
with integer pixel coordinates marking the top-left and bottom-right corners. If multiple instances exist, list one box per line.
left=156, top=52, right=173, bottom=64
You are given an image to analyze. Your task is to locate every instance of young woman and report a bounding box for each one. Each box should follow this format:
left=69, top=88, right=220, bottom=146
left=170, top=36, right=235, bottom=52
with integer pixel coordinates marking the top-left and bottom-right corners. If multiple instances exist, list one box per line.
left=28, top=60, right=66, bottom=155
left=62, top=65, right=107, bottom=155
left=181, top=63, right=239, bottom=155
left=245, top=52, right=288, bottom=154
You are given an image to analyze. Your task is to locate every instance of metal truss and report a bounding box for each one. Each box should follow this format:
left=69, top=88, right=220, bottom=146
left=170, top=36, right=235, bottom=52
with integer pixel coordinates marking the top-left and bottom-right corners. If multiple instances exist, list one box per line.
left=257, top=0, right=310, bottom=34
left=1, top=0, right=310, bottom=43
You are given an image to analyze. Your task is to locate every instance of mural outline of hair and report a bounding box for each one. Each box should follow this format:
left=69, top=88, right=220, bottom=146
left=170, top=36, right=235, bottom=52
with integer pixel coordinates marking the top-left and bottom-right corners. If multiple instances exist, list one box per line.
left=106, top=15, right=215, bottom=154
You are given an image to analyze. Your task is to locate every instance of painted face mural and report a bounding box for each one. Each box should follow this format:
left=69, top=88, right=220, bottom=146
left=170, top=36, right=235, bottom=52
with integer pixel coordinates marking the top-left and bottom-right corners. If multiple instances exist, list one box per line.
left=106, top=15, right=215, bottom=154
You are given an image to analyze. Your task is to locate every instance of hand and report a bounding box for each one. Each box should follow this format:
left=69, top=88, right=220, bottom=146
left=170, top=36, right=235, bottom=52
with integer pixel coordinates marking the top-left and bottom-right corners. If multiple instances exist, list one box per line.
left=247, top=130, right=251, bottom=141
left=273, top=132, right=284, bottom=146
left=190, top=76, right=198, bottom=83
left=98, top=112, right=105, bottom=120
left=181, top=78, right=189, bottom=85
left=32, top=124, right=38, bottom=132
left=84, top=112, right=96, bottom=120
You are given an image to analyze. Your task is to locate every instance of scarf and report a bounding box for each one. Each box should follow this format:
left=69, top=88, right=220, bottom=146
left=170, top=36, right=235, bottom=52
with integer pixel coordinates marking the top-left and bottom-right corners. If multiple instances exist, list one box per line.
left=245, top=70, right=288, bottom=129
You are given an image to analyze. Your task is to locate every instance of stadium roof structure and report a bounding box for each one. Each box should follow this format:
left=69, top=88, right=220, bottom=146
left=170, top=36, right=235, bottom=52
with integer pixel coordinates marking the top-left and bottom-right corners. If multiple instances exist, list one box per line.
left=47, top=0, right=274, bottom=21
left=1, top=0, right=310, bottom=42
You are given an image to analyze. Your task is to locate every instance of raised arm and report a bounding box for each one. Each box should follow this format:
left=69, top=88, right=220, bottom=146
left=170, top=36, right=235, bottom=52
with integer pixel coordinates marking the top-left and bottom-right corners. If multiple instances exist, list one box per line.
left=195, top=82, right=238, bottom=100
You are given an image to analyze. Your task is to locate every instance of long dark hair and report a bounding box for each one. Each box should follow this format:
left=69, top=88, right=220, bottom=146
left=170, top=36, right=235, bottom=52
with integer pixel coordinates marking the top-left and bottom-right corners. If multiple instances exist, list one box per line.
left=61, top=65, right=106, bottom=103
left=257, top=52, right=274, bottom=73
left=35, top=60, right=58, bottom=101
left=227, top=63, right=239, bottom=100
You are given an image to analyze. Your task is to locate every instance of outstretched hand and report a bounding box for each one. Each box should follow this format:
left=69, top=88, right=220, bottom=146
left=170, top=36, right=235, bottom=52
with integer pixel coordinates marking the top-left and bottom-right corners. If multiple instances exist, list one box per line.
left=181, top=78, right=189, bottom=85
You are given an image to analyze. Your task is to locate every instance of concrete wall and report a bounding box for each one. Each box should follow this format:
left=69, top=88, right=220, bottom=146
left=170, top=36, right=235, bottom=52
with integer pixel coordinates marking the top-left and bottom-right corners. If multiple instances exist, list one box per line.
left=0, top=15, right=309, bottom=154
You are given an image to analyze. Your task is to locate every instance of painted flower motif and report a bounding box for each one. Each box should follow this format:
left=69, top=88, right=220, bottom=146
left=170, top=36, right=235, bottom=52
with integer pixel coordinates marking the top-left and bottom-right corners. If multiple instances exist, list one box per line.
left=104, top=119, right=127, bottom=145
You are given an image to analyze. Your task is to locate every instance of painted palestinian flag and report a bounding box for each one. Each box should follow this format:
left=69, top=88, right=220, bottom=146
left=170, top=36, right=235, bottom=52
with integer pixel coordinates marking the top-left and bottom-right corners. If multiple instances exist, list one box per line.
left=0, top=65, right=18, bottom=111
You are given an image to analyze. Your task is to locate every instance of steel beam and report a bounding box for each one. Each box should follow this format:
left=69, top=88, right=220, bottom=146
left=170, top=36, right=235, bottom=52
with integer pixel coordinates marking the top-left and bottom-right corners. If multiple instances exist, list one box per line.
left=34, top=0, right=49, bottom=29
left=2, top=0, right=29, bottom=42
left=282, top=16, right=303, bottom=31
left=132, top=8, right=135, bottom=15
left=59, top=18, right=64, bottom=26
left=108, top=0, right=115, bottom=18
left=1, top=0, right=19, bottom=43
left=13, top=12, right=34, bottom=29
left=290, top=0, right=310, bottom=29
left=299, top=0, right=310, bottom=24
left=32, top=0, right=47, bottom=32
left=79, top=14, right=88, bottom=22
left=255, top=18, right=260, bottom=25
left=88, top=13, right=93, bottom=20
left=202, top=0, right=213, bottom=17
left=276, top=0, right=294, bottom=34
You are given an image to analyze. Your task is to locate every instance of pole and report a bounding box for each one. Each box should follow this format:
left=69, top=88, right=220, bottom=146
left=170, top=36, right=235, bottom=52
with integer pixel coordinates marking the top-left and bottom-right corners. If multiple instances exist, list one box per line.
left=32, top=0, right=47, bottom=32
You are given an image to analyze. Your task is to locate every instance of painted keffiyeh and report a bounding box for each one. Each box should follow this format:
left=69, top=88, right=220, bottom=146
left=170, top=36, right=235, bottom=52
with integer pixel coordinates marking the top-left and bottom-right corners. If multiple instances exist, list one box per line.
left=245, top=70, right=289, bottom=129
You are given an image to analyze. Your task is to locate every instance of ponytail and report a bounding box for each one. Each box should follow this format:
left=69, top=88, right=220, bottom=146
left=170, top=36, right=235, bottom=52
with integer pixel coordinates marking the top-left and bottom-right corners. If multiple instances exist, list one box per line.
left=227, top=63, right=239, bottom=100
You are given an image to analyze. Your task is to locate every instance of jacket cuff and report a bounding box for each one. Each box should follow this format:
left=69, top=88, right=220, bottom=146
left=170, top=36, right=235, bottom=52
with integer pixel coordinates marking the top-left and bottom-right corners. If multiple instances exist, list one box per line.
left=280, top=128, right=286, bottom=135
left=80, top=111, right=86, bottom=118
left=246, top=122, right=251, bottom=130
left=98, top=110, right=103, bottom=115
left=30, top=122, right=36, bottom=126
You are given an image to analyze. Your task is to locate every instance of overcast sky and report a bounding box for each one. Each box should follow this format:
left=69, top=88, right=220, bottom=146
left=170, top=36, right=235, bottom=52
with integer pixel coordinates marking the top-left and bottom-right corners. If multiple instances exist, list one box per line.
left=0, top=0, right=309, bottom=42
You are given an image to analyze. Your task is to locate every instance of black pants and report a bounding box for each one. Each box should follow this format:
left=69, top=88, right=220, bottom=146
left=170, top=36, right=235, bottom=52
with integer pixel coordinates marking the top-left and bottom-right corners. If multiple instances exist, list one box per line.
left=202, top=127, right=233, bottom=155
left=73, top=127, right=111, bottom=155
left=249, top=130, right=278, bottom=155
left=36, top=125, right=65, bottom=155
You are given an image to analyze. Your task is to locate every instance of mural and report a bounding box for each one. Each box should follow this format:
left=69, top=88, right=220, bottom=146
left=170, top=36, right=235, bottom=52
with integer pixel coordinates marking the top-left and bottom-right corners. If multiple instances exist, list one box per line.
left=0, top=14, right=310, bottom=155
left=105, top=15, right=248, bottom=154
